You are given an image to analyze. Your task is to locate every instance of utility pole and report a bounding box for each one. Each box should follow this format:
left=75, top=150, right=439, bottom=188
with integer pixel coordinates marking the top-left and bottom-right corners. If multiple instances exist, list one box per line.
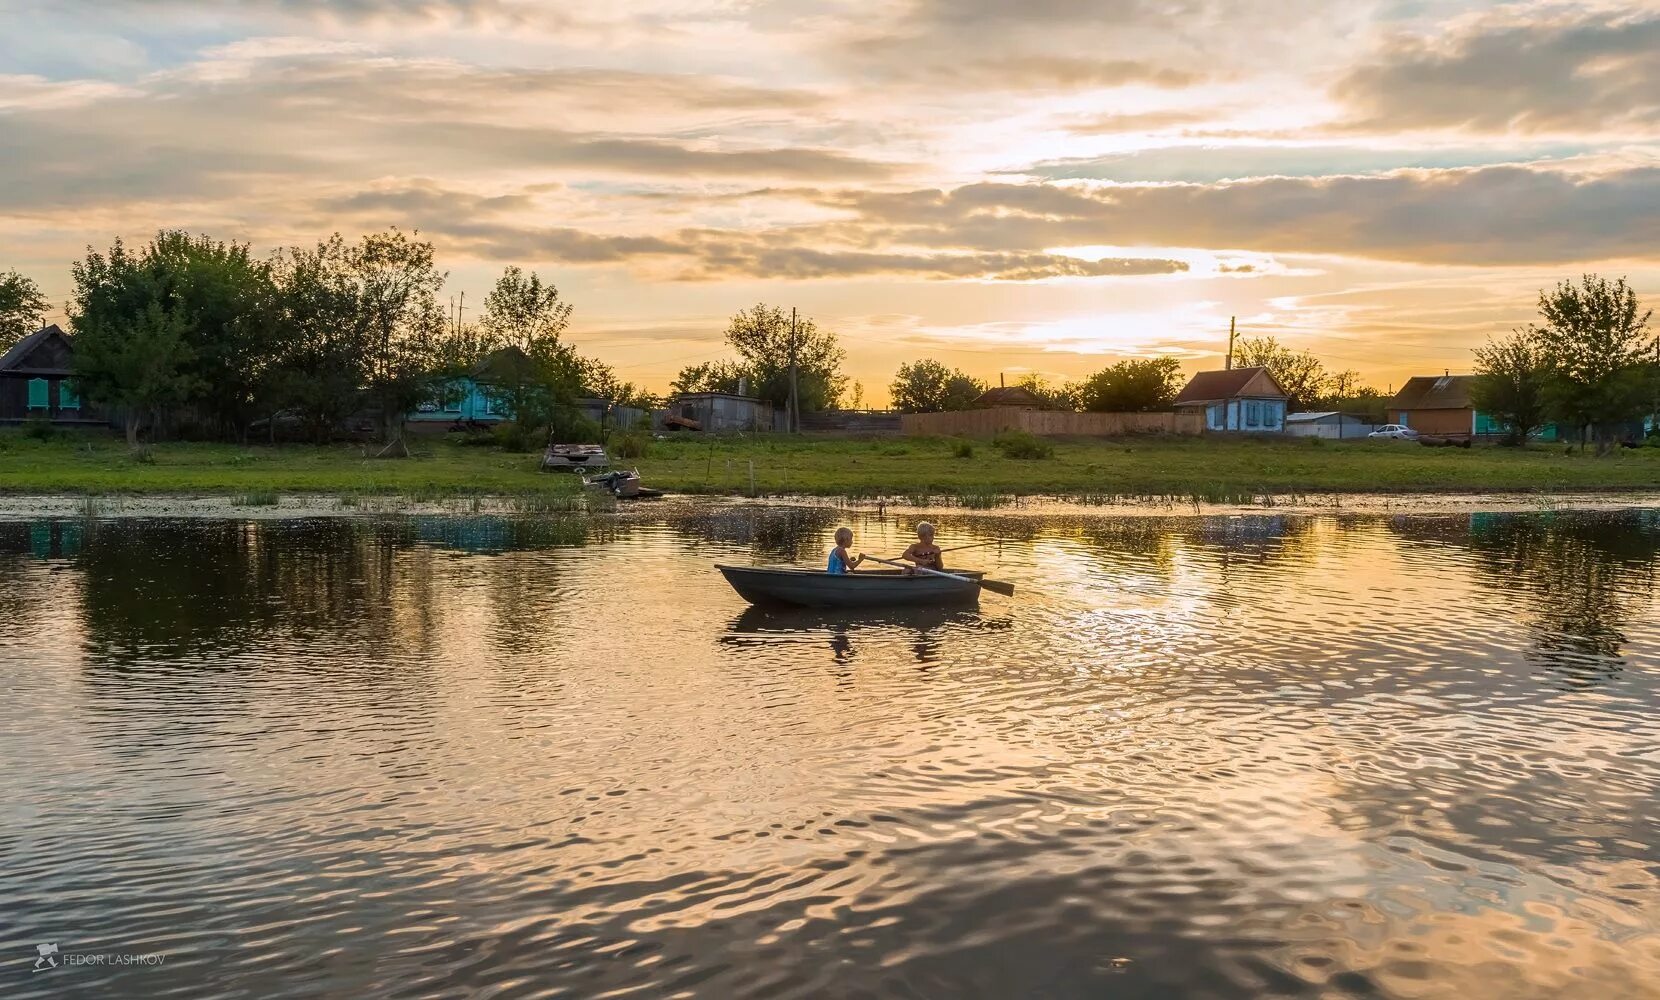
left=1225, top=316, right=1236, bottom=371
left=788, top=307, right=801, bottom=434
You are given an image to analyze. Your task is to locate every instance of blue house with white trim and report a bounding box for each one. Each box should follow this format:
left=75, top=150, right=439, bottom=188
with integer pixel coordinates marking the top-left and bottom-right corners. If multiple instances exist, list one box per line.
left=1173, top=366, right=1289, bottom=432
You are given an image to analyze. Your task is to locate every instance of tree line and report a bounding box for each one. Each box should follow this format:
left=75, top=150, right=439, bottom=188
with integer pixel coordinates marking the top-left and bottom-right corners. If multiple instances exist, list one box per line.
left=889, top=341, right=1385, bottom=416
left=5, top=230, right=652, bottom=448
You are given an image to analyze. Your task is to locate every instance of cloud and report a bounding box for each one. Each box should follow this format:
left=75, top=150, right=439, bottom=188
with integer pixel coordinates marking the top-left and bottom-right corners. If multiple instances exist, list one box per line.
left=1335, top=11, right=1660, bottom=134
left=814, top=164, right=1660, bottom=265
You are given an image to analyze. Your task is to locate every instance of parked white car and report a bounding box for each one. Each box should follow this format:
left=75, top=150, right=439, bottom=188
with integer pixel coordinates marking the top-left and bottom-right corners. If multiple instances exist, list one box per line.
left=1368, top=424, right=1419, bottom=440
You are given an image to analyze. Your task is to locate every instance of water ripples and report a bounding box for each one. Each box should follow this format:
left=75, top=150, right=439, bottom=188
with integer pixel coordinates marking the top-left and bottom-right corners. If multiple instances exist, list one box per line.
left=0, top=506, right=1656, bottom=997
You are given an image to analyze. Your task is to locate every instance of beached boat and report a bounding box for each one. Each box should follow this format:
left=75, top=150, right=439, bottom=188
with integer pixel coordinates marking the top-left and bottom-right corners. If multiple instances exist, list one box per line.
left=542, top=442, right=609, bottom=472
left=716, top=564, right=983, bottom=608
left=584, top=469, right=664, bottom=499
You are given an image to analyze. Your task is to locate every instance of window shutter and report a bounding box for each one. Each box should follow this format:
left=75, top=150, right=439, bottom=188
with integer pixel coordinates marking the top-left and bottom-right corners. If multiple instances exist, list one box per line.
left=27, top=378, right=48, bottom=410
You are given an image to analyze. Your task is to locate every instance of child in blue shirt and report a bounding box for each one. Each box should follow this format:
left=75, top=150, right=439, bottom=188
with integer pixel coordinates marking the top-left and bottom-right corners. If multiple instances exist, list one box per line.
left=827, top=527, right=865, bottom=574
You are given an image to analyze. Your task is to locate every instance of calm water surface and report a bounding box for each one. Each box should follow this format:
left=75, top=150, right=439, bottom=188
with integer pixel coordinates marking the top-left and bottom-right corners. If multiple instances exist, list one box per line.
left=2, top=504, right=1657, bottom=998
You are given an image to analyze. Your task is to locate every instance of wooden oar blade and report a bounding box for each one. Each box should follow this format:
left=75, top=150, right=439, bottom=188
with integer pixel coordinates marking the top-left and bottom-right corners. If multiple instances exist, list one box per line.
left=979, top=578, right=1016, bottom=597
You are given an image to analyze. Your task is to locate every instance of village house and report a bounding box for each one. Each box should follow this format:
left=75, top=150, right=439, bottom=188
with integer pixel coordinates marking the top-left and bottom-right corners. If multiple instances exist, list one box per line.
left=971, top=385, right=1047, bottom=410
left=1173, top=366, right=1288, bottom=432
left=0, top=325, right=105, bottom=426
left=661, top=390, right=776, bottom=432
left=1385, top=374, right=1481, bottom=437
left=408, top=347, right=646, bottom=432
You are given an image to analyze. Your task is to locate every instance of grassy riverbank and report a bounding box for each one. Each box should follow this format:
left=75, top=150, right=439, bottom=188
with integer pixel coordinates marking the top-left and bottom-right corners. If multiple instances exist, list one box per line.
left=3, top=428, right=1659, bottom=501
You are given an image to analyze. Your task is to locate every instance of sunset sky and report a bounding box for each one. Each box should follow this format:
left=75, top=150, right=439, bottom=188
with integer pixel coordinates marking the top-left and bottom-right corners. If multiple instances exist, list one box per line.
left=2, top=0, right=1656, bottom=403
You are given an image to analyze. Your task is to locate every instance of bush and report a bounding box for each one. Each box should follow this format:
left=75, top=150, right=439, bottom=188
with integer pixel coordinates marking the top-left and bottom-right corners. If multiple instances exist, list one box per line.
left=22, top=417, right=56, bottom=441
left=548, top=410, right=602, bottom=444
left=612, top=431, right=649, bottom=459
left=951, top=440, right=974, bottom=459
left=491, top=422, right=533, bottom=452
left=992, top=430, right=1054, bottom=460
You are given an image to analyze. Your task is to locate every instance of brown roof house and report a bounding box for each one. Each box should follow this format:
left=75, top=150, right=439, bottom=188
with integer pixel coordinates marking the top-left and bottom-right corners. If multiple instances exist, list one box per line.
left=1387, top=375, right=1479, bottom=437
left=972, top=385, right=1047, bottom=410
left=0, top=325, right=104, bottom=425
left=1173, top=366, right=1288, bottom=432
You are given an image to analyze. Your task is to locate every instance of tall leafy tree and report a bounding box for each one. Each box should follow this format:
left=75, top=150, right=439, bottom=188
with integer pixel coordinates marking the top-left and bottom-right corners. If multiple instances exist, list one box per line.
left=1067, top=357, right=1183, bottom=412
left=70, top=240, right=200, bottom=445
left=889, top=359, right=986, bottom=413
left=477, top=266, right=582, bottom=437
left=351, top=229, right=448, bottom=453
left=268, top=236, right=370, bottom=442
left=1471, top=329, right=1552, bottom=445
left=672, top=359, right=750, bottom=395
left=724, top=303, right=846, bottom=412
left=0, top=269, right=48, bottom=346
left=149, top=231, right=279, bottom=438
left=1231, top=336, right=1329, bottom=412
left=1532, top=274, right=1655, bottom=450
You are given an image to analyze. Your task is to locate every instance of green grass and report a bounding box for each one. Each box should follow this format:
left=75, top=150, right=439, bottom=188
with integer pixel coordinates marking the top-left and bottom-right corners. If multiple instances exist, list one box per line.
left=631, top=432, right=1660, bottom=500
left=0, top=431, right=583, bottom=498
left=1, top=428, right=1657, bottom=501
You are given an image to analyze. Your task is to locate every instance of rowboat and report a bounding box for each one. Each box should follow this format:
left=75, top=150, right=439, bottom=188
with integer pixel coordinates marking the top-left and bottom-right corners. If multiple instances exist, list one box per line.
left=716, top=564, right=983, bottom=608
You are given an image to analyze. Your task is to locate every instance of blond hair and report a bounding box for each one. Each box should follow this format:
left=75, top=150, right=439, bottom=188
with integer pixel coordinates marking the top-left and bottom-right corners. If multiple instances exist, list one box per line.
left=916, top=521, right=935, bottom=537
left=834, top=526, right=853, bottom=544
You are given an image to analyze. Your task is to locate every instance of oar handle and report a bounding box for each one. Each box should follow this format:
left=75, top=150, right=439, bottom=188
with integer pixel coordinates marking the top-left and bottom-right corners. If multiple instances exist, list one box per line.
left=864, top=555, right=974, bottom=585
left=941, top=541, right=995, bottom=554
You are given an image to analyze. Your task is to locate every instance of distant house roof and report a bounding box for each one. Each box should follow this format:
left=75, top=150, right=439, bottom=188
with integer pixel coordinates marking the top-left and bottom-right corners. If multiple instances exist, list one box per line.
left=972, top=385, right=1045, bottom=408
left=0, top=324, right=71, bottom=375
left=1173, top=366, right=1286, bottom=406
left=1388, top=375, right=1474, bottom=411
left=672, top=390, right=767, bottom=403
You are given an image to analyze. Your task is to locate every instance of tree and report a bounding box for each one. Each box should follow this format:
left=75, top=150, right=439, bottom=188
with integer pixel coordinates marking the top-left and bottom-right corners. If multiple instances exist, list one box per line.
left=477, top=266, right=582, bottom=438
left=1013, top=372, right=1072, bottom=411
left=269, top=235, right=370, bottom=442
left=1231, top=336, right=1329, bottom=412
left=724, top=303, right=846, bottom=413
left=1471, top=330, right=1552, bottom=445
left=1067, top=357, right=1183, bottom=412
left=889, top=359, right=986, bottom=413
left=145, top=231, right=279, bottom=439
left=1532, top=274, right=1655, bottom=451
left=350, top=229, right=448, bottom=453
left=0, top=269, right=48, bottom=346
left=70, top=240, right=200, bottom=446
left=672, top=359, right=749, bottom=395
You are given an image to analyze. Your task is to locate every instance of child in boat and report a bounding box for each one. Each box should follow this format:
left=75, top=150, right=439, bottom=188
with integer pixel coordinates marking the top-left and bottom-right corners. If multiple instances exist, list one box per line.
left=827, top=527, right=865, bottom=574
left=900, top=521, right=945, bottom=574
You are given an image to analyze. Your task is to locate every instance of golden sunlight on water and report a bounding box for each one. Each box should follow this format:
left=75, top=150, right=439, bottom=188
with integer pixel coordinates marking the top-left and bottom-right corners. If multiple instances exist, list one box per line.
left=1, top=505, right=1657, bottom=998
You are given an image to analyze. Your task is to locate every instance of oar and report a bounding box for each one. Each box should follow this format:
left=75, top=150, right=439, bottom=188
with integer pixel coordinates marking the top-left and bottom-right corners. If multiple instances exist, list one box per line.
left=864, top=555, right=1015, bottom=597
left=940, top=541, right=997, bottom=554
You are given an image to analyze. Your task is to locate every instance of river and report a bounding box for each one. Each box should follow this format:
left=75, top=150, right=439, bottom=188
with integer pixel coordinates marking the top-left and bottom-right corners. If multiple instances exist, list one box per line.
left=2, top=502, right=1656, bottom=998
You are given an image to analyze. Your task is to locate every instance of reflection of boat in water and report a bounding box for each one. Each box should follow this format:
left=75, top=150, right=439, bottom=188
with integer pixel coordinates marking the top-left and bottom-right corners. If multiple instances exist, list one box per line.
left=716, top=564, right=982, bottom=608
left=725, top=603, right=970, bottom=636
left=583, top=469, right=664, bottom=500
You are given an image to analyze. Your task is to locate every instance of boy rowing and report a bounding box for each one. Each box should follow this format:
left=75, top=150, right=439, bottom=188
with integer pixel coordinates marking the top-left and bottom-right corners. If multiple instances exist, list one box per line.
left=900, top=521, right=945, bottom=574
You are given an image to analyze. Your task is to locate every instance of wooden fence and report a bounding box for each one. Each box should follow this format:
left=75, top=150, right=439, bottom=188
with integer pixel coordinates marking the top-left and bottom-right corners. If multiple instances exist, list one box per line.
left=900, top=408, right=1205, bottom=437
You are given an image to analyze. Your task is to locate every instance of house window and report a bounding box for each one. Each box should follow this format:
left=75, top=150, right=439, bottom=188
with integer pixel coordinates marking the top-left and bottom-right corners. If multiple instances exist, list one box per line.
left=59, top=381, right=81, bottom=410
left=26, top=378, right=49, bottom=411
left=1246, top=400, right=1261, bottom=427
left=1207, top=404, right=1224, bottom=429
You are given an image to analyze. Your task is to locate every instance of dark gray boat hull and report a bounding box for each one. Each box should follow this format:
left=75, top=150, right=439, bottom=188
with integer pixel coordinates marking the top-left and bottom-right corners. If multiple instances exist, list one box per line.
left=716, top=565, right=982, bottom=608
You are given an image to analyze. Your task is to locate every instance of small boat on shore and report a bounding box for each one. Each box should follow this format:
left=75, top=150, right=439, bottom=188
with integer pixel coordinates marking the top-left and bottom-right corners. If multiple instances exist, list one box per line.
left=716, top=564, right=984, bottom=608
left=583, top=469, right=664, bottom=499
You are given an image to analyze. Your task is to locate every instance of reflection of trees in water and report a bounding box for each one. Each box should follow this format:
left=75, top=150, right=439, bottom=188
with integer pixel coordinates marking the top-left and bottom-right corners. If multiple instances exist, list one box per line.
left=663, top=505, right=842, bottom=562
left=1393, top=510, right=1660, bottom=688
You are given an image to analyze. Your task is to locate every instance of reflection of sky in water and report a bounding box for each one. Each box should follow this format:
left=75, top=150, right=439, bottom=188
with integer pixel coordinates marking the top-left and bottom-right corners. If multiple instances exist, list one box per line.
left=0, top=507, right=1655, bottom=998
